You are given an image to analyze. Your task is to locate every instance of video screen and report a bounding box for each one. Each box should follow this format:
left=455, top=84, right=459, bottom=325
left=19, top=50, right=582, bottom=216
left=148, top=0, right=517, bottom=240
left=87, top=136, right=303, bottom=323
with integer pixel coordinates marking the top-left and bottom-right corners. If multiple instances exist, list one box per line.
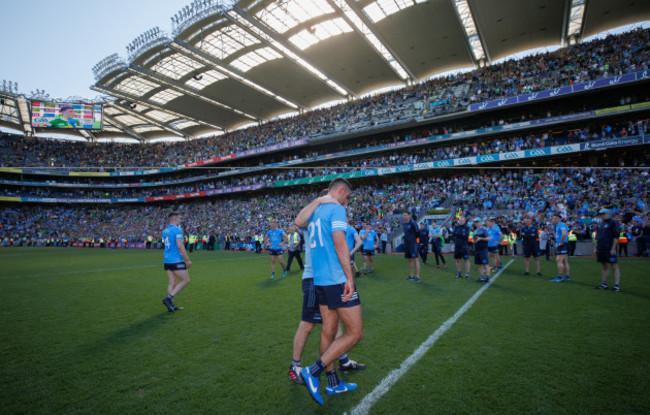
left=31, top=101, right=102, bottom=129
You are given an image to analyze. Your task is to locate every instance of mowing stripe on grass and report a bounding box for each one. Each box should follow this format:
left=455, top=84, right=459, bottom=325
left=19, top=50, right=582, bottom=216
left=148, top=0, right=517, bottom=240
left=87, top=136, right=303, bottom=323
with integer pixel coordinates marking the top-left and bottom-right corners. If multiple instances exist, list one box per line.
left=348, top=259, right=514, bottom=415
left=0, top=255, right=263, bottom=279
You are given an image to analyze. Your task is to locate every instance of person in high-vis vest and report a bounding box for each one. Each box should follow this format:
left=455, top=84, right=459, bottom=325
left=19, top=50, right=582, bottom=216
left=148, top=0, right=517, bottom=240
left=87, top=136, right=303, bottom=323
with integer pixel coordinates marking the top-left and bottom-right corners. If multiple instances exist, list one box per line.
left=286, top=226, right=304, bottom=272
left=568, top=228, right=578, bottom=257
left=253, top=233, right=260, bottom=253
left=618, top=223, right=629, bottom=257
left=257, top=232, right=264, bottom=253
left=508, top=231, right=518, bottom=257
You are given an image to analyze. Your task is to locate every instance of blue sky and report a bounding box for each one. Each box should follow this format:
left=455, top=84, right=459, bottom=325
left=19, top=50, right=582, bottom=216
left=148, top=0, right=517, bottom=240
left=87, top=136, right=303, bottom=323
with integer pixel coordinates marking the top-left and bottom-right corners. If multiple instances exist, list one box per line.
left=0, top=0, right=189, bottom=99
left=0, top=1, right=647, bottom=102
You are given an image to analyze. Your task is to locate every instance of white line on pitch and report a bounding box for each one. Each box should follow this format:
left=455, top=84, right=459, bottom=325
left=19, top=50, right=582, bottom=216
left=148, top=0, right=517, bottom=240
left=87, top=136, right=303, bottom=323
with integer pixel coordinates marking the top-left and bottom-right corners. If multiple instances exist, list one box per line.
left=348, top=259, right=514, bottom=415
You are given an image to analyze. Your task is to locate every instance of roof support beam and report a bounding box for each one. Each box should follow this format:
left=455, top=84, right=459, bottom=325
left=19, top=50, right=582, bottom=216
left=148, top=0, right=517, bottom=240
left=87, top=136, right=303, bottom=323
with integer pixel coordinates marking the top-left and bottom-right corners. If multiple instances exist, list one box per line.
left=450, top=0, right=489, bottom=64
left=128, top=64, right=259, bottom=122
left=228, top=6, right=356, bottom=97
left=92, top=83, right=222, bottom=132
left=102, top=114, right=148, bottom=142
left=169, top=39, right=306, bottom=111
left=15, top=97, right=33, bottom=136
left=565, top=0, right=587, bottom=45
left=327, top=0, right=416, bottom=82
left=105, top=102, right=187, bottom=138
left=78, top=129, right=97, bottom=142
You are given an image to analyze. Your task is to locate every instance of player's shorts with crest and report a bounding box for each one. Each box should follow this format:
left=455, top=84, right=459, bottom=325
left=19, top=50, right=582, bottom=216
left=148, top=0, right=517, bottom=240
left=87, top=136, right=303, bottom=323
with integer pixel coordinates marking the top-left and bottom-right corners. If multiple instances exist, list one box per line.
left=454, top=246, right=469, bottom=259
left=404, top=242, right=418, bottom=258
left=556, top=243, right=570, bottom=255
left=362, top=249, right=375, bottom=256
left=164, top=262, right=187, bottom=271
left=301, top=278, right=322, bottom=324
left=475, top=249, right=489, bottom=265
left=488, top=246, right=499, bottom=254
left=269, top=249, right=284, bottom=256
left=522, top=243, right=540, bottom=258
left=596, top=250, right=617, bottom=264
left=315, top=283, right=361, bottom=309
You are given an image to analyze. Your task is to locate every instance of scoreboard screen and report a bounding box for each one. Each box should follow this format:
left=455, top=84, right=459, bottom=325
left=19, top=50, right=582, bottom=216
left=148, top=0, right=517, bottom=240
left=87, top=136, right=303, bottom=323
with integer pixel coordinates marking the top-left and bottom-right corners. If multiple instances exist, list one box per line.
left=31, top=101, right=102, bottom=130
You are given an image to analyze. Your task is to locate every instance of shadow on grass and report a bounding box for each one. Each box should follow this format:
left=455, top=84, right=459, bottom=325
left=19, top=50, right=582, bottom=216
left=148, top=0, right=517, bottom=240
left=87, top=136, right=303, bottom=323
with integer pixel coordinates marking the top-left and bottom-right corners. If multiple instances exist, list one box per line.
left=67, top=313, right=171, bottom=361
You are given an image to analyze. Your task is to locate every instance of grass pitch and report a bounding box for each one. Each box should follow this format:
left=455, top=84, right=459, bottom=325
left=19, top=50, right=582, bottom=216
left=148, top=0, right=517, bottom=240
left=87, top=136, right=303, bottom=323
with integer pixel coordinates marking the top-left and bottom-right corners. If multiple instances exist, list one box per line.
left=1, top=248, right=648, bottom=414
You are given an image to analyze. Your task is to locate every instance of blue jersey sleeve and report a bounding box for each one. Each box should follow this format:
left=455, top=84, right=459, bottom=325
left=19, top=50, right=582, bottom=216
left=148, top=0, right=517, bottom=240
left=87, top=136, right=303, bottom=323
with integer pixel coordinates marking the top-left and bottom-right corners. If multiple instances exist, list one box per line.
left=331, top=205, right=347, bottom=233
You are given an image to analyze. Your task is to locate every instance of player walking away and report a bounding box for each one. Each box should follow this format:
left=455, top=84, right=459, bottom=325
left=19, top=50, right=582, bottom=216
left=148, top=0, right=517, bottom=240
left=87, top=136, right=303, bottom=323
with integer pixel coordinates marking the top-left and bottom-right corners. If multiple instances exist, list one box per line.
left=487, top=218, right=503, bottom=272
left=594, top=209, right=621, bottom=292
left=521, top=216, right=542, bottom=276
left=266, top=220, right=287, bottom=279
left=472, top=218, right=491, bottom=282
left=359, top=223, right=378, bottom=274
left=299, top=178, right=363, bottom=406
left=162, top=212, right=191, bottom=312
left=346, top=223, right=363, bottom=278
left=429, top=220, right=446, bottom=268
left=452, top=216, right=471, bottom=279
left=286, top=226, right=304, bottom=272
left=550, top=213, right=571, bottom=282
left=417, top=222, right=430, bottom=264
left=289, top=193, right=366, bottom=386
left=402, top=212, right=421, bottom=282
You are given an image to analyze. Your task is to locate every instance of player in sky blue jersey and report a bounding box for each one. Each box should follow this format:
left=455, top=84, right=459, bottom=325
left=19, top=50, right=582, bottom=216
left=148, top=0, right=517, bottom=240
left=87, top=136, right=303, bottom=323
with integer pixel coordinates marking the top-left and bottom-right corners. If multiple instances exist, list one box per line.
left=161, top=212, right=192, bottom=312
left=289, top=191, right=366, bottom=387
left=487, top=218, right=503, bottom=271
left=359, top=223, right=378, bottom=274
left=550, top=213, right=571, bottom=282
left=266, top=220, right=287, bottom=279
left=297, top=178, right=363, bottom=406
left=346, top=224, right=363, bottom=278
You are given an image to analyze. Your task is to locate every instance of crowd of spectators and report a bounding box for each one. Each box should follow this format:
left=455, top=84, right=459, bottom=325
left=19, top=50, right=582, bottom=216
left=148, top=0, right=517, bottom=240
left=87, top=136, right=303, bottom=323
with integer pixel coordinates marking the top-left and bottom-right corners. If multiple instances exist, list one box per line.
left=3, top=117, right=647, bottom=200
left=2, top=168, right=647, bottom=253
left=1, top=28, right=648, bottom=170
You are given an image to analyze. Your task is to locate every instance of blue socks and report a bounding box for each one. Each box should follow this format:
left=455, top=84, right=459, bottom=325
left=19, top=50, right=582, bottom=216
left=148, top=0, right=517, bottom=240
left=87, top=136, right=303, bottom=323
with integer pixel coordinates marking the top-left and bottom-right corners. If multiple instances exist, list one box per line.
left=309, top=359, right=326, bottom=378
left=339, top=354, right=350, bottom=366
left=326, top=370, right=339, bottom=387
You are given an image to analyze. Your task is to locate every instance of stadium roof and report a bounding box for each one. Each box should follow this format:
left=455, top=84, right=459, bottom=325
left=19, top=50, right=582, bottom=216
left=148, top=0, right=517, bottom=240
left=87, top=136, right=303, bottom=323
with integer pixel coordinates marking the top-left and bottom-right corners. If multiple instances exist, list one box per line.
left=2, top=0, right=650, bottom=142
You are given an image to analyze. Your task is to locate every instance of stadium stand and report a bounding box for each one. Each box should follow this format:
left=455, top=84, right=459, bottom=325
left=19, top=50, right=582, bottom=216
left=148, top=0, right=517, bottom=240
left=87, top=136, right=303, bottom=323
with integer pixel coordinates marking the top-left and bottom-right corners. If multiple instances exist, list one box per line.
left=1, top=28, right=649, bottom=255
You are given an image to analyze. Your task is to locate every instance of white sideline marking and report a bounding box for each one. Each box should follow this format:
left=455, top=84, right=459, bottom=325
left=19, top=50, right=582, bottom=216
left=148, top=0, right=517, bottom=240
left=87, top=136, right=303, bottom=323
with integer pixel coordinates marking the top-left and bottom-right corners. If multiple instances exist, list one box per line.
left=348, top=259, right=514, bottom=415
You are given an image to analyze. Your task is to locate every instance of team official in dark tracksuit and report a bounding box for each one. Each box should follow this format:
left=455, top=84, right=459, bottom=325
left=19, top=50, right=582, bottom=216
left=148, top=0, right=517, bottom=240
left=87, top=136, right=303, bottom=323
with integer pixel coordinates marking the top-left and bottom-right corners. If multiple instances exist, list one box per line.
left=417, top=223, right=430, bottom=264
left=452, top=216, right=471, bottom=279
left=403, top=212, right=421, bottom=282
left=520, top=216, right=541, bottom=276
left=594, top=209, right=621, bottom=292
